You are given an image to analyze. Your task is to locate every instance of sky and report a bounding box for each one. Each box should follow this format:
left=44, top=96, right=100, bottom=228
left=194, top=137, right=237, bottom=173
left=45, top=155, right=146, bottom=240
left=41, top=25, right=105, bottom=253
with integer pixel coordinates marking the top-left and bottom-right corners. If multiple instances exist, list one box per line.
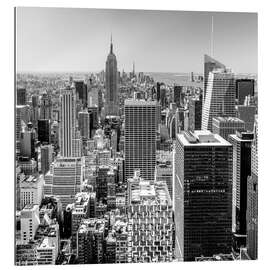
left=16, top=7, right=258, bottom=74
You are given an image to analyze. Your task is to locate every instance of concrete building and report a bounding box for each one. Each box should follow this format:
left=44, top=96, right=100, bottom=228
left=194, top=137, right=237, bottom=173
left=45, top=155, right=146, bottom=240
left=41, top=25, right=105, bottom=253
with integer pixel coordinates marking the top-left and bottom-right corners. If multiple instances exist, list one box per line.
left=175, top=131, right=233, bottom=261
left=44, top=157, right=83, bottom=208
left=212, top=117, right=245, bottom=140
left=41, top=144, right=54, bottom=175
left=127, top=170, right=174, bottom=263
left=20, top=204, right=40, bottom=244
left=77, top=219, right=106, bottom=264
left=20, top=175, right=44, bottom=210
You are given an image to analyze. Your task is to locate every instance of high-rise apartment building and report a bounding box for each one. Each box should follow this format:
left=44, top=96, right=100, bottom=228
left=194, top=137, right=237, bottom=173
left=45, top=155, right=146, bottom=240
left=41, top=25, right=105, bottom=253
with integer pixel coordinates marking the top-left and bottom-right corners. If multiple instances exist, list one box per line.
left=124, top=99, right=157, bottom=182
left=212, top=117, right=245, bottom=141
left=202, top=68, right=236, bottom=131
left=127, top=171, right=174, bottom=263
left=105, top=37, right=119, bottom=116
left=174, top=130, right=233, bottom=261
left=228, top=131, right=254, bottom=251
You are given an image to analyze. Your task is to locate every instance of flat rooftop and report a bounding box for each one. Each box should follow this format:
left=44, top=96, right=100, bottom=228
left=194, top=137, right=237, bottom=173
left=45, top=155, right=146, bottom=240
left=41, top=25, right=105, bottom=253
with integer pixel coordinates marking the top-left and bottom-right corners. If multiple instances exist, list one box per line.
left=177, top=130, right=231, bottom=147
left=213, top=117, right=244, bottom=123
left=124, top=99, right=157, bottom=106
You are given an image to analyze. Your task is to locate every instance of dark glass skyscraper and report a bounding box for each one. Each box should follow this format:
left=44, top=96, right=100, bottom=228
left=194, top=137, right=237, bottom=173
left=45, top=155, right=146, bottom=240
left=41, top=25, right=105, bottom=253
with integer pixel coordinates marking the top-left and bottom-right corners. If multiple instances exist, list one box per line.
left=236, top=79, right=255, bottom=105
left=174, top=130, right=233, bottom=261
left=38, top=119, right=51, bottom=144
left=228, top=131, right=254, bottom=251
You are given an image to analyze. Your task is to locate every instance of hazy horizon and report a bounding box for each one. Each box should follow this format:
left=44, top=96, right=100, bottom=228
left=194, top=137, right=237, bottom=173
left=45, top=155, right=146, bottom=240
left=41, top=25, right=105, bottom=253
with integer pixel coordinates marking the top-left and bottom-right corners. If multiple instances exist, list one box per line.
left=16, top=7, right=258, bottom=74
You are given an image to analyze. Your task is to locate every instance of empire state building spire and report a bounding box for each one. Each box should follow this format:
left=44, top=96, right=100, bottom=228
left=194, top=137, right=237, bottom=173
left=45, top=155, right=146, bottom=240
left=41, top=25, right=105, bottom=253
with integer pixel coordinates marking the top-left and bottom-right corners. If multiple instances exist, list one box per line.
left=105, top=35, right=119, bottom=116
left=110, top=34, right=113, bottom=53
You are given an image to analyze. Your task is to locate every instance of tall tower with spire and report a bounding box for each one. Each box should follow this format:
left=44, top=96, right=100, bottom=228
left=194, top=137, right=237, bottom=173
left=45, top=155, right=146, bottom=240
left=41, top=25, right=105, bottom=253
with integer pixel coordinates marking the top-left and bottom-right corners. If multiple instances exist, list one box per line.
left=105, top=35, right=119, bottom=116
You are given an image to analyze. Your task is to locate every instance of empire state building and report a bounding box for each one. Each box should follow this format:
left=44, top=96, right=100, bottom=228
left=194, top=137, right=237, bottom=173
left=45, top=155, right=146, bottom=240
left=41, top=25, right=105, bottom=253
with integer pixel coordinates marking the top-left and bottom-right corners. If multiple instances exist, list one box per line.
left=105, top=36, right=119, bottom=116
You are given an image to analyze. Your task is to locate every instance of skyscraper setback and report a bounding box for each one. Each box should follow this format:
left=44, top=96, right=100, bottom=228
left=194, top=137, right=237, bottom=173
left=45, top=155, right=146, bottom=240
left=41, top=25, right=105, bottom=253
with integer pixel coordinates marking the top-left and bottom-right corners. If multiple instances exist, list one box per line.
left=105, top=37, right=119, bottom=116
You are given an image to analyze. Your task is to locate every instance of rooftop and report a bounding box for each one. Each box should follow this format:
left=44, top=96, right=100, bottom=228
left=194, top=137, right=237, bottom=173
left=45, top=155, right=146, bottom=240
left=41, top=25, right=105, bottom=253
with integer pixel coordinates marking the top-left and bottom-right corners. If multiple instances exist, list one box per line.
left=213, top=116, right=244, bottom=123
left=178, top=130, right=231, bottom=147
left=124, top=99, right=157, bottom=106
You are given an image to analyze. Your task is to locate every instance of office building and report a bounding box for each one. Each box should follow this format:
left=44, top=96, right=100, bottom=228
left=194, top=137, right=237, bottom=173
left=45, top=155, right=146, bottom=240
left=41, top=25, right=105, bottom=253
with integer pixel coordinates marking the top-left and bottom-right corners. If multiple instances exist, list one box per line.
left=59, top=86, right=76, bottom=157
left=20, top=129, right=36, bottom=159
left=20, top=204, right=40, bottom=244
left=127, top=171, right=174, bottom=263
left=175, top=130, right=233, bottom=261
left=20, top=175, right=44, bottom=210
left=78, top=111, right=90, bottom=139
left=212, top=117, right=245, bottom=140
left=173, top=86, right=183, bottom=107
left=202, top=68, right=236, bottom=131
left=228, top=131, right=254, bottom=251
left=17, top=88, right=27, bottom=105
left=105, top=37, right=119, bottom=116
left=237, top=105, right=256, bottom=131
left=74, top=80, right=87, bottom=108
left=247, top=115, right=258, bottom=260
left=40, top=93, right=52, bottom=120
left=236, top=79, right=255, bottom=105
left=31, top=95, right=39, bottom=127
left=18, top=157, right=37, bottom=176
left=44, top=157, right=83, bottom=208
left=204, top=54, right=226, bottom=102
left=38, top=119, right=51, bottom=144
left=188, top=96, right=202, bottom=131
left=124, top=99, right=157, bottom=182
left=41, top=144, right=54, bottom=175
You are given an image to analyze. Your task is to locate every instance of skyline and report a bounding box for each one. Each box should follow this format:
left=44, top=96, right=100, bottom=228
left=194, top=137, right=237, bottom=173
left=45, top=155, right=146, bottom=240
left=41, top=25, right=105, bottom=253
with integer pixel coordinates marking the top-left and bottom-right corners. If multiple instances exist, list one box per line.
left=16, top=7, right=257, bottom=74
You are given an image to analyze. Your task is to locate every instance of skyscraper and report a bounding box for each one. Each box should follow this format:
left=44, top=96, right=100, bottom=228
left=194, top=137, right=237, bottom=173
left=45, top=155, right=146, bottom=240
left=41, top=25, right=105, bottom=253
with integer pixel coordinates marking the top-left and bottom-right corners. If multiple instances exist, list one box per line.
left=237, top=104, right=256, bottom=132
left=17, top=88, right=27, bottom=105
left=228, top=131, right=254, bottom=251
left=236, top=79, right=255, bottom=105
left=59, top=87, right=76, bottom=157
left=78, top=111, right=90, bottom=140
left=74, top=80, right=88, bottom=108
left=203, top=54, right=226, bottom=102
left=124, top=99, right=157, bottom=182
left=40, top=93, right=52, bottom=120
left=105, top=36, right=118, bottom=116
left=247, top=115, right=258, bottom=259
left=188, top=95, right=202, bottom=131
left=202, top=68, right=236, bottom=131
left=41, top=144, right=54, bottom=175
left=38, top=119, right=51, bottom=144
left=174, top=130, right=233, bottom=261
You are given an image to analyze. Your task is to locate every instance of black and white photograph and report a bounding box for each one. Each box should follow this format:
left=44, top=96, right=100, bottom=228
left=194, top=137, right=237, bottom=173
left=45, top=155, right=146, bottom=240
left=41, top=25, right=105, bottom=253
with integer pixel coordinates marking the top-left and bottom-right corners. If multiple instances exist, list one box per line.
left=12, top=2, right=260, bottom=266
